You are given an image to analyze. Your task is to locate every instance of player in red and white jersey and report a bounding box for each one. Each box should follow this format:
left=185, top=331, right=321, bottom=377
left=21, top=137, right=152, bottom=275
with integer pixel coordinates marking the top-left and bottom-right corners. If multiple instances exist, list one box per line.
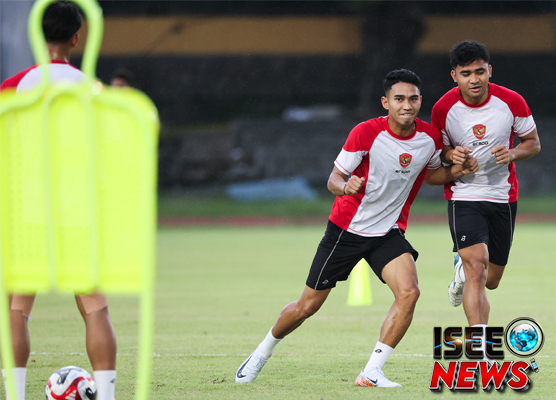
left=432, top=74, right=536, bottom=204
left=431, top=41, right=541, bottom=345
left=0, top=60, right=85, bottom=92
left=0, top=3, right=117, bottom=400
left=331, top=116, right=441, bottom=236
left=236, top=70, right=477, bottom=388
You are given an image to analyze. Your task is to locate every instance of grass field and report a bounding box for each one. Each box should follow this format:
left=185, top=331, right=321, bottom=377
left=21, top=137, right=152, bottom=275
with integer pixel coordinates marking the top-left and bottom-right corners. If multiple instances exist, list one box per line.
left=2, top=223, right=555, bottom=399
left=157, top=192, right=556, bottom=217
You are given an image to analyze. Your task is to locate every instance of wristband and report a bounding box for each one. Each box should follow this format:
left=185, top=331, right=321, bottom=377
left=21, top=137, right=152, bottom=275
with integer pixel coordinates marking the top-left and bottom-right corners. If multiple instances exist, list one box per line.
left=343, top=182, right=347, bottom=195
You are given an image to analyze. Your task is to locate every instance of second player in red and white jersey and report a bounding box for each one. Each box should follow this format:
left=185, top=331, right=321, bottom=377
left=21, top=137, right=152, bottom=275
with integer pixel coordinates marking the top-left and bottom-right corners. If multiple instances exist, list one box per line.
left=0, top=60, right=85, bottom=92
left=0, top=2, right=119, bottom=400
left=330, top=116, right=442, bottom=237
left=1, top=61, right=92, bottom=225
left=432, top=82, right=536, bottom=203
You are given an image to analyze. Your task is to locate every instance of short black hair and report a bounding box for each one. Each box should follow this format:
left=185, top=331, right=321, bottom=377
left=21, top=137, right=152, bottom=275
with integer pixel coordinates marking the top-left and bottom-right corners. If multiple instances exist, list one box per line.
left=382, top=69, right=421, bottom=95
left=112, top=68, right=135, bottom=87
left=449, top=41, right=490, bottom=70
left=43, top=1, right=82, bottom=44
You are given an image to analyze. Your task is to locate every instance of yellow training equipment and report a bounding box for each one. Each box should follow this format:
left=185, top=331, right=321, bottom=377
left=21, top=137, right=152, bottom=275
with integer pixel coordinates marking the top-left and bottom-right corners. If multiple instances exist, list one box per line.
left=0, top=0, right=158, bottom=399
left=0, top=85, right=158, bottom=294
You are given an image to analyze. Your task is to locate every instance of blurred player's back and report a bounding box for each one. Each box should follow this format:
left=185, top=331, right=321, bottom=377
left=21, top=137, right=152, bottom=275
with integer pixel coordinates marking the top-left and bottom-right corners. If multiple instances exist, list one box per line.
left=0, top=2, right=118, bottom=400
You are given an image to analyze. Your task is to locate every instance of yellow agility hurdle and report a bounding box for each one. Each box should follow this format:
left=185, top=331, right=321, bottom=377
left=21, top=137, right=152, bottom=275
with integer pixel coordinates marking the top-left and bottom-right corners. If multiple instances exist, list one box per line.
left=0, top=0, right=158, bottom=398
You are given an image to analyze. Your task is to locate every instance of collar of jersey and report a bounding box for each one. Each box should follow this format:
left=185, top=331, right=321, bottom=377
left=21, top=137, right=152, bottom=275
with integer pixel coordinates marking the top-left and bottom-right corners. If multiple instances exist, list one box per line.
left=457, top=82, right=492, bottom=108
left=384, top=116, right=419, bottom=141
left=33, top=60, right=70, bottom=67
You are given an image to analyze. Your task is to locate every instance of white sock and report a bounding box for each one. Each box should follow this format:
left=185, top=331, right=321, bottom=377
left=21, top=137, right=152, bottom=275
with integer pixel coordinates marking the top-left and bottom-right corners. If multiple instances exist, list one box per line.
left=2, top=368, right=26, bottom=400
left=457, top=261, right=466, bottom=282
left=93, top=370, right=116, bottom=400
left=363, top=341, right=394, bottom=374
left=255, top=328, right=282, bottom=359
left=471, top=324, right=487, bottom=355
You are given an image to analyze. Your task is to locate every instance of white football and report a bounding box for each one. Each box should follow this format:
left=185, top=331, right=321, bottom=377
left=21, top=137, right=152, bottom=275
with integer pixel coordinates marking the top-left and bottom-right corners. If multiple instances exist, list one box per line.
left=45, top=366, right=97, bottom=400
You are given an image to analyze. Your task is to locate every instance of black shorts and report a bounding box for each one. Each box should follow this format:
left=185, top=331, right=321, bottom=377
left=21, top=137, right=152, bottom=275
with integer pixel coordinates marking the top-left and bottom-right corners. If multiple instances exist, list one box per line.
left=305, top=220, right=418, bottom=290
left=448, top=200, right=517, bottom=266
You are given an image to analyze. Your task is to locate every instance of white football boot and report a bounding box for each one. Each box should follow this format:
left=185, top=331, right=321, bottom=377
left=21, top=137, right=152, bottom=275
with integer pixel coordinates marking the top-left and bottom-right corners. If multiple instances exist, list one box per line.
left=355, top=367, right=401, bottom=388
left=235, top=352, right=269, bottom=383
left=448, top=253, right=465, bottom=307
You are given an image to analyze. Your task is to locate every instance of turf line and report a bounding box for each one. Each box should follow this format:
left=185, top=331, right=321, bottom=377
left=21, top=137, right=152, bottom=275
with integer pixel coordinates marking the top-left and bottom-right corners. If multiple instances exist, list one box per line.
left=29, top=352, right=554, bottom=358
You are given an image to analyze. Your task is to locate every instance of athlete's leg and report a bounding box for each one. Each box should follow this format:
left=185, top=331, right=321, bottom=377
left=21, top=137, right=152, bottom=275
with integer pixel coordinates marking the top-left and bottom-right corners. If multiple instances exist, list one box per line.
left=75, top=295, right=116, bottom=371
left=378, top=253, right=420, bottom=347
left=75, top=295, right=117, bottom=400
left=484, top=200, right=515, bottom=291
left=237, top=221, right=353, bottom=383
left=486, top=262, right=505, bottom=290
left=356, top=252, right=418, bottom=388
left=271, top=285, right=331, bottom=339
left=3, top=295, right=35, bottom=400
left=236, top=286, right=331, bottom=383
left=458, top=243, right=489, bottom=325
left=8, top=295, right=34, bottom=367
left=473, top=262, right=503, bottom=324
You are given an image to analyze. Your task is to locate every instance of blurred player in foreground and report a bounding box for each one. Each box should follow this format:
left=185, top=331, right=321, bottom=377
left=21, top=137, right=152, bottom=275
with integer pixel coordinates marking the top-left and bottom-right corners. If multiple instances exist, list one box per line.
left=236, top=69, right=478, bottom=387
left=110, top=68, right=134, bottom=88
left=0, top=2, right=117, bottom=399
left=432, top=41, right=541, bottom=351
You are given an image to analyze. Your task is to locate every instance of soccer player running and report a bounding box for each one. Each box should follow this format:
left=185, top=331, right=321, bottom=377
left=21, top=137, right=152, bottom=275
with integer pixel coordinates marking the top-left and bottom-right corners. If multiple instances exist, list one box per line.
left=236, top=69, right=478, bottom=387
left=0, top=2, right=117, bottom=400
left=431, top=41, right=541, bottom=351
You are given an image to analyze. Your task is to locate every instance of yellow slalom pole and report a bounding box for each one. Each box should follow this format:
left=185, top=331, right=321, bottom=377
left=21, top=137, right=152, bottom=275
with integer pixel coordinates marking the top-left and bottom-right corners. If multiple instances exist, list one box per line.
left=0, top=1, right=158, bottom=399
left=347, top=259, right=373, bottom=306
left=0, top=271, right=18, bottom=400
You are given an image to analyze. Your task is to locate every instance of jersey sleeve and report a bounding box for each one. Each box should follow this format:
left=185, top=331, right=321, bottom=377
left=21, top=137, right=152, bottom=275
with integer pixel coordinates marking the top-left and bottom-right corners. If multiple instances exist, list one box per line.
left=431, top=99, right=453, bottom=146
left=427, top=149, right=442, bottom=169
left=0, top=67, right=35, bottom=92
left=511, top=96, right=536, bottom=137
left=494, top=85, right=536, bottom=138
left=0, top=76, right=18, bottom=91
left=425, top=122, right=443, bottom=170
left=334, top=122, right=370, bottom=175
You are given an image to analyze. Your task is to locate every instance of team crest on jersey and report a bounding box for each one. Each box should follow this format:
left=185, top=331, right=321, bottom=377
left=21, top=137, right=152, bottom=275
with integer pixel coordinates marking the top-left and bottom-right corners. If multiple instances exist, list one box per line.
left=472, top=124, right=486, bottom=139
left=399, top=153, right=412, bottom=168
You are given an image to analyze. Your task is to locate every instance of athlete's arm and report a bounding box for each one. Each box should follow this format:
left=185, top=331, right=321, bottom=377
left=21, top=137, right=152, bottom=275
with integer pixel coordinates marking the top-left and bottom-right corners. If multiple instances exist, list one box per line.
left=492, top=128, right=541, bottom=164
left=441, top=145, right=473, bottom=165
left=327, top=166, right=365, bottom=196
left=425, top=156, right=478, bottom=186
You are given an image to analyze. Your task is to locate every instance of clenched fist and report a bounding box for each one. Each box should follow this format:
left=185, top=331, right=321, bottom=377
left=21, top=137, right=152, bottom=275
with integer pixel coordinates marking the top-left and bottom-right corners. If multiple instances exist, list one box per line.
left=344, top=176, right=365, bottom=196
left=492, top=145, right=512, bottom=164
left=451, top=146, right=473, bottom=165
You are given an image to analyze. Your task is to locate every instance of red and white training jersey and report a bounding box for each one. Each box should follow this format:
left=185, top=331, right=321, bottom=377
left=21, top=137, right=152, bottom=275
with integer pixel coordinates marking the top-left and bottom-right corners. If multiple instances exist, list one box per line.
left=1, top=61, right=88, bottom=225
left=330, top=117, right=442, bottom=237
left=432, top=83, right=536, bottom=203
left=0, top=60, right=84, bottom=92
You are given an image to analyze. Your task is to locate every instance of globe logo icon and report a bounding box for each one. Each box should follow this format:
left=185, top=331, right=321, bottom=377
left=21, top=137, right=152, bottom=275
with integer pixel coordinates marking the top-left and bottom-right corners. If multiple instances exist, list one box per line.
left=509, top=323, right=538, bottom=353
left=504, top=317, right=545, bottom=358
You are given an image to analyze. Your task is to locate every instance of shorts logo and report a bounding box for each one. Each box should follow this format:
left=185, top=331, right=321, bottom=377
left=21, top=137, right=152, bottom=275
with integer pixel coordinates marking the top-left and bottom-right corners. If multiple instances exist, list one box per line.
left=399, top=153, right=412, bottom=168
left=322, top=280, right=329, bottom=285
left=472, top=124, right=486, bottom=139
left=461, top=235, right=466, bottom=241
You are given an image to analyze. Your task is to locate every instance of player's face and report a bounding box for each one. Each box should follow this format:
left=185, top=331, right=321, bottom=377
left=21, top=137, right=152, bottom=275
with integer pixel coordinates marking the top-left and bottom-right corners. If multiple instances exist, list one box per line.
left=111, top=77, right=131, bottom=87
left=451, top=59, right=492, bottom=105
left=381, top=82, right=421, bottom=130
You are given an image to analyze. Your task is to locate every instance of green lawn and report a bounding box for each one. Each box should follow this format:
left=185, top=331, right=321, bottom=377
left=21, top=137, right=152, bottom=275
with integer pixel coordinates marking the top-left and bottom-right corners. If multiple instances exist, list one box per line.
left=3, top=223, right=555, bottom=399
left=158, top=192, right=556, bottom=217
